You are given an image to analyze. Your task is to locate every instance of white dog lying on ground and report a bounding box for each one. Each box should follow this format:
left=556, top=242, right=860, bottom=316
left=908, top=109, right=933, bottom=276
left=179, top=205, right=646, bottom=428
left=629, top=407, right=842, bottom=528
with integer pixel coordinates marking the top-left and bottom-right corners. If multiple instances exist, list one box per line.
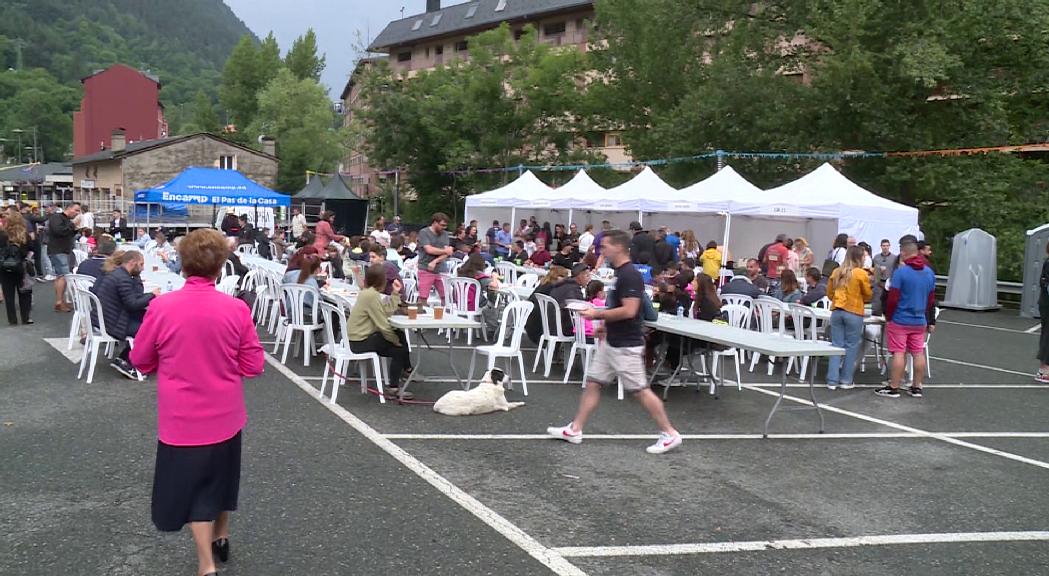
left=433, top=368, right=525, bottom=416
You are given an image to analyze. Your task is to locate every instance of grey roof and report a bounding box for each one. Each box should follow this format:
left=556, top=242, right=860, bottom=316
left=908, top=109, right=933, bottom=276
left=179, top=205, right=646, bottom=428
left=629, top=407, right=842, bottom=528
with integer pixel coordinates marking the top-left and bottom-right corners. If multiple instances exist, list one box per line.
left=294, top=175, right=328, bottom=199
left=319, top=175, right=368, bottom=202
left=368, top=0, right=593, bottom=51
left=72, top=133, right=277, bottom=164
left=81, top=64, right=161, bottom=85
left=0, top=162, right=72, bottom=184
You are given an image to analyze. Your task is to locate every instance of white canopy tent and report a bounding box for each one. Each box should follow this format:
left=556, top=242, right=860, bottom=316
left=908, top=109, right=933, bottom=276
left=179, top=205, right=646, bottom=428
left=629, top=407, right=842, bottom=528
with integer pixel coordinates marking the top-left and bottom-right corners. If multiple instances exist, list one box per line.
left=463, top=163, right=920, bottom=264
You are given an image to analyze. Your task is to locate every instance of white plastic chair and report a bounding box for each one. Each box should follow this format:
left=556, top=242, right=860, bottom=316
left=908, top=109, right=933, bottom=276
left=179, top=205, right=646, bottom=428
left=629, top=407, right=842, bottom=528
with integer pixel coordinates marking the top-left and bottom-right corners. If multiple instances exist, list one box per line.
left=216, top=275, right=240, bottom=296
left=72, top=249, right=89, bottom=267
left=221, top=260, right=236, bottom=279
left=275, top=284, right=323, bottom=366
left=563, top=309, right=609, bottom=393
left=466, top=300, right=534, bottom=395
left=749, top=297, right=789, bottom=375
left=235, top=243, right=258, bottom=256
left=532, top=293, right=575, bottom=378
left=316, top=301, right=386, bottom=404
left=66, top=274, right=96, bottom=350
left=516, top=273, right=540, bottom=290
left=495, top=261, right=518, bottom=285
left=785, top=303, right=821, bottom=381
left=445, top=257, right=463, bottom=276
left=906, top=306, right=941, bottom=379
left=73, top=288, right=119, bottom=384
left=401, top=277, right=418, bottom=304
left=709, top=303, right=748, bottom=390
left=446, top=276, right=487, bottom=344
left=720, top=293, right=753, bottom=309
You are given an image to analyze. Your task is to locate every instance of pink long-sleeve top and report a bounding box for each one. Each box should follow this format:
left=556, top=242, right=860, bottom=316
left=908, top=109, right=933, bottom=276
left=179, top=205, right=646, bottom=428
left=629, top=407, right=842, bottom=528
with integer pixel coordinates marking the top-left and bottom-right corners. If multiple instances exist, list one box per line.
left=313, top=220, right=344, bottom=253
left=130, top=276, right=265, bottom=446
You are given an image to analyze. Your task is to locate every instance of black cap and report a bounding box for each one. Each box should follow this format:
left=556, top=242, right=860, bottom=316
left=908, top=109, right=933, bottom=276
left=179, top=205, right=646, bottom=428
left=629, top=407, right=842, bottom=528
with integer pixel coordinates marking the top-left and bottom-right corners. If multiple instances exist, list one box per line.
left=629, top=221, right=642, bottom=231
left=571, top=263, right=590, bottom=277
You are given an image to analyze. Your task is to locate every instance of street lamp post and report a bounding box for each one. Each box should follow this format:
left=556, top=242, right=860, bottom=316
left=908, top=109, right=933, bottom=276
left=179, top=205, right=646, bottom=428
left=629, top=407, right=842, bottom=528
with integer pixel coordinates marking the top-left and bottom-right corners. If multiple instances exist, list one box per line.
left=11, top=129, right=24, bottom=164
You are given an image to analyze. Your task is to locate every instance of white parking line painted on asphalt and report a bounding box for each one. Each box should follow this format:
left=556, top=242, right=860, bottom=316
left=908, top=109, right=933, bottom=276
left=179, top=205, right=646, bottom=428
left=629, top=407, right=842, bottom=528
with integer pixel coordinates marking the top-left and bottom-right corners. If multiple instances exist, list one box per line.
left=383, top=432, right=1049, bottom=440
left=930, top=356, right=1032, bottom=377
left=937, top=320, right=1037, bottom=335
left=265, top=355, right=589, bottom=576
left=743, top=385, right=1049, bottom=470
left=1025, top=323, right=1041, bottom=334
left=552, top=531, right=1049, bottom=557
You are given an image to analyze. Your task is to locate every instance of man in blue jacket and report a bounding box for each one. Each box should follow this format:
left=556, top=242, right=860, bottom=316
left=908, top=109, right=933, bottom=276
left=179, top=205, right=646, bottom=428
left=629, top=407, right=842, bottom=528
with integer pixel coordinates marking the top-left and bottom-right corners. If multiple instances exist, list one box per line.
left=876, top=240, right=936, bottom=398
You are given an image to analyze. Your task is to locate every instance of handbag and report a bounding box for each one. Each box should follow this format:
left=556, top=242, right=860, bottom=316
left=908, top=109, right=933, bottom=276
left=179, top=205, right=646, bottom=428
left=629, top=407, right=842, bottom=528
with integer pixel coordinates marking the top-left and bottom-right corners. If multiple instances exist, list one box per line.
left=821, top=247, right=843, bottom=278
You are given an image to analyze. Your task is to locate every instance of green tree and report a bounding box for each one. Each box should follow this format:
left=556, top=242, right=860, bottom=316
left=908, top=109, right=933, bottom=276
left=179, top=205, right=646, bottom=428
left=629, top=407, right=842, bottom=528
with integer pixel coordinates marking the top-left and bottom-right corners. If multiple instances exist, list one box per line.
left=248, top=68, right=340, bottom=192
left=284, top=28, right=325, bottom=82
left=184, top=89, right=221, bottom=134
left=352, top=24, right=598, bottom=220
left=0, top=68, right=78, bottom=161
left=220, top=32, right=283, bottom=134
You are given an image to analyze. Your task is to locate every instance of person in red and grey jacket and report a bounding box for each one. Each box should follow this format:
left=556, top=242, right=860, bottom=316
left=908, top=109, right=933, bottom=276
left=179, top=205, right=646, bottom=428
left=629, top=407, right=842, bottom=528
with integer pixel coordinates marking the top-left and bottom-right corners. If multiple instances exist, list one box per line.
left=875, top=239, right=936, bottom=399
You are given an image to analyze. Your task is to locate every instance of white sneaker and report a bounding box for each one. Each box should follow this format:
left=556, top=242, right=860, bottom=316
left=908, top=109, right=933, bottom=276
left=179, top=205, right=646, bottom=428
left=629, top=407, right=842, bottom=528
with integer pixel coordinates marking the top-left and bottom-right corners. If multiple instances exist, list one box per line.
left=44, top=274, right=56, bottom=281
left=546, top=424, right=583, bottom=444
left=826, top=384, right=838, bottom=391
left=646, top=432, right=682, bottom=454
left=838, top=383, right=855, bottom=390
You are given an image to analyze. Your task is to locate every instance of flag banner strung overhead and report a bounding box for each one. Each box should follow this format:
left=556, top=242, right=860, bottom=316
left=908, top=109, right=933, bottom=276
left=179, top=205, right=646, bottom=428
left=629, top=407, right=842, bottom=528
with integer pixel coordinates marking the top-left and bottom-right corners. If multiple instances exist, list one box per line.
left=134, top=167, right=291, bottom=207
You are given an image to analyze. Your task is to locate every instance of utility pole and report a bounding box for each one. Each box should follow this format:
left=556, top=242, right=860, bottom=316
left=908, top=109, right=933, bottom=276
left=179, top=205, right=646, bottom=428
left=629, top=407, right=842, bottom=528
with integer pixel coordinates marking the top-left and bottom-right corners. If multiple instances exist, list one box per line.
left=11, top=129, right=23, bottom=164
left=32, top=126, right=39, bottom=163
left=393, top=169, right=400, bottom=218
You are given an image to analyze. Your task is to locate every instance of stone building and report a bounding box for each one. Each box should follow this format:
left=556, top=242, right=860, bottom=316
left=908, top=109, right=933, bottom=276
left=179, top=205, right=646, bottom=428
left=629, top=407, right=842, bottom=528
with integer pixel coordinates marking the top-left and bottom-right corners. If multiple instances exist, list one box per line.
left=72, top=131, right=278, bottom=223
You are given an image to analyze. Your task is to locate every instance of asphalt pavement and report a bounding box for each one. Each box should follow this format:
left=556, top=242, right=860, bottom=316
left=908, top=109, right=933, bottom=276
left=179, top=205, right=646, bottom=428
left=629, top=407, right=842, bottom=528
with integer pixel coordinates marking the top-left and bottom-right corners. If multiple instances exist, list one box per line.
left=2, top=284, right=1048, bottom=576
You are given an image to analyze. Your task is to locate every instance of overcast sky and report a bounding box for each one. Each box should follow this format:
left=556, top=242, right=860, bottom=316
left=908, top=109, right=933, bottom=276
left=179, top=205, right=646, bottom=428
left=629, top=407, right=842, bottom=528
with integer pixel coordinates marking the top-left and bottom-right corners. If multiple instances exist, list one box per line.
left=223, top=0, right=466, bottom=98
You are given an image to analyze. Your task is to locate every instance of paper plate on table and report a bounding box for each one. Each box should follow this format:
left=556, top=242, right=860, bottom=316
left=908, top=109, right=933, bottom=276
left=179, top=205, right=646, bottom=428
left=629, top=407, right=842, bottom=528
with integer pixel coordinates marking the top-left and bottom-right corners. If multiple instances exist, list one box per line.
left=565, top=300, right=594, bottom=311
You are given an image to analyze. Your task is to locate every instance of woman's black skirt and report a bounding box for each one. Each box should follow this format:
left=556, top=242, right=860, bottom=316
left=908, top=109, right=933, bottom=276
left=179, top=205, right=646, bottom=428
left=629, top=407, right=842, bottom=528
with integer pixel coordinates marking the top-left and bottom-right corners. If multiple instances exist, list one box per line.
left=151, top=431, right=242, bottom=532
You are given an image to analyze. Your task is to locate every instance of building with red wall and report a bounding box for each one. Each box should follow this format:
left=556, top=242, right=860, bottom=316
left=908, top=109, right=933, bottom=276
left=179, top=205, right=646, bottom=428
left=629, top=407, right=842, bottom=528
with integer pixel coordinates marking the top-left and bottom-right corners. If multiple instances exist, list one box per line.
left=73, top=64, right=168, bottom=158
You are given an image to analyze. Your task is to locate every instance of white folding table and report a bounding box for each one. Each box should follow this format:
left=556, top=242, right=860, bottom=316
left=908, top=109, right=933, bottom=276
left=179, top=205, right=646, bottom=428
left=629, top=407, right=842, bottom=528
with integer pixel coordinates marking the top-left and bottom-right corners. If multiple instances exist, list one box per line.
left=645, top=314, right=845, bottom=437
left=389, top=313, right=482, bottom=401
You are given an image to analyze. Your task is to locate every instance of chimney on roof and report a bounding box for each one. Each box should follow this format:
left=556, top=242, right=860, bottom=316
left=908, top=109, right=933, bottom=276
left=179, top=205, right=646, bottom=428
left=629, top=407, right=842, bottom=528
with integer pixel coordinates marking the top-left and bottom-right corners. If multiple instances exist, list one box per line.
left=259, top=135, right=276, bottom=157
left=111, top=129, right=126, bottom=152
left=426, top=0, right=441, bottom=13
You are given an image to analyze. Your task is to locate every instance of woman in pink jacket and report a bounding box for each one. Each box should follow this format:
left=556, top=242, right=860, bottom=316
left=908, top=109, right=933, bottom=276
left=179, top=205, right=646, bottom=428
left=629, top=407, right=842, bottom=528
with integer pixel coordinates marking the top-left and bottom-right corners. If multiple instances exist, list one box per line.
left=131, top=228, right=265, bottom=576
left=312, top=210, right=345, bottom=253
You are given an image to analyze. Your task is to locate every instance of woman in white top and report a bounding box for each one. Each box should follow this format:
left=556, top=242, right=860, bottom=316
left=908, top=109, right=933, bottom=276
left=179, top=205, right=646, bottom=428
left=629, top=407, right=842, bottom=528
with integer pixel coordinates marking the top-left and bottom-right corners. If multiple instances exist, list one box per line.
left=829, top=233, right=849, bottom=265
left=577, top=224, right=595, bottom=254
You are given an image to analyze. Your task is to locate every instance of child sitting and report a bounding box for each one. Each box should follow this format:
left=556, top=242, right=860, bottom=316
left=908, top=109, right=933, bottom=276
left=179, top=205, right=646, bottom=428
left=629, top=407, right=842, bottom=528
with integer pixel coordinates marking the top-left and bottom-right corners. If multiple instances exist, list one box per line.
left=583, top=280, right=605, bottom=338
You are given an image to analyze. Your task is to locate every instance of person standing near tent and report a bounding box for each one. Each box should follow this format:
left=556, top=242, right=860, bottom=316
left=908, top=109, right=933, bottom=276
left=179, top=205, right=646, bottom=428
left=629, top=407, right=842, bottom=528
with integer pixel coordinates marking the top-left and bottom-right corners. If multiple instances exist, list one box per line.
left=220, top=208, right=240, bottom=237
left=417, top=212, right=452, bottom=305
left=826, top=246, right=872, bottom=390
left=876, top=240, right=935, bottom=398
left=1035, top=243, right=1049, bottom=383
left=291, top=207, right=307, bottom=240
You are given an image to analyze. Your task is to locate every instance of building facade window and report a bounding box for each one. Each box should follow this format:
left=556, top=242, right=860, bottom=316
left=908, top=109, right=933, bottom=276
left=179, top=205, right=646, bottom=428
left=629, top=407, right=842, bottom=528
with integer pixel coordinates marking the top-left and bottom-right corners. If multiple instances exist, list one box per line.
left=397, top=51, right=412, bottom=62
left=455, top=40, right=469, bottom=52
left=544, top=21, right=566, bottom=37
left=218, top=155, right=237, bottom=170
left=604, top=133, right=623, bottom=147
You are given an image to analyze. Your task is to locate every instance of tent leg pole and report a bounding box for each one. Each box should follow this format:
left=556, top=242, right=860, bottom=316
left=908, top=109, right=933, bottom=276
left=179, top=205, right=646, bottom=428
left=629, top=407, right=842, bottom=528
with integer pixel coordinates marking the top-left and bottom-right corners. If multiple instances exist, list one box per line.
left=568, top=209, right=573, bottom=228
left=721, top=213, right=731, bottom=288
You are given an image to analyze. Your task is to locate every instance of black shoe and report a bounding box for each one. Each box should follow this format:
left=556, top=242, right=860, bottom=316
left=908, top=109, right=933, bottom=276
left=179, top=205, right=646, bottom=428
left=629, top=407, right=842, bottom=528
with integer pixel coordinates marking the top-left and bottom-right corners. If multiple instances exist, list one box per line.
left=874, top=386, right=900, bottom=398
left=212, top=538, right=229, bottom=563
left=110, top=359, right=137, bottom=380
left=22, top=319, right=33, bottom=325
left=908, top=386, right=923, bottom=398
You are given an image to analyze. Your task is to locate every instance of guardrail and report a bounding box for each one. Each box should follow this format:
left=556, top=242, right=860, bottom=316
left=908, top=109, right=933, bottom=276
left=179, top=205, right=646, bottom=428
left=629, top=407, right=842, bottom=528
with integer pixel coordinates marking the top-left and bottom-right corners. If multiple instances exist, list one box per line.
left=934, top=275, right=1023, bottom=295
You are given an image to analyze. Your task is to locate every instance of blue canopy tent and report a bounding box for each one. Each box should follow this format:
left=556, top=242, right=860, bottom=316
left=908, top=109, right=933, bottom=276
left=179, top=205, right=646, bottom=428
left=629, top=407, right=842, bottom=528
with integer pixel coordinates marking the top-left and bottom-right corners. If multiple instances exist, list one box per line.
left=133, top=167, right=290, bottom=229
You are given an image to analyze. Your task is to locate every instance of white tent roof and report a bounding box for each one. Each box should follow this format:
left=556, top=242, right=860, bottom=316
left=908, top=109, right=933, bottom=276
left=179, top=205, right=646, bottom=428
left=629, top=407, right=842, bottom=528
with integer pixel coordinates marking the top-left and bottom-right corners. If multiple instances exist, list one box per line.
left=602, top=166, right=678, bottom=211
left=673, top=165, right=762, bottom=213
left=759, top=162, right=918, bottom=223
left=464, top=170, right=555, bottom=209
left=555, top=170, right=607, bottom=199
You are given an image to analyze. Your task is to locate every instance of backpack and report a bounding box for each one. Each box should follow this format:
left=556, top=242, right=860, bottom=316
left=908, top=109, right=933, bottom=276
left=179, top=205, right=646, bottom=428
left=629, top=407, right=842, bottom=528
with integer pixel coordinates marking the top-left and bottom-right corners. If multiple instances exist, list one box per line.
left=2, top=244, right=22, bottom=274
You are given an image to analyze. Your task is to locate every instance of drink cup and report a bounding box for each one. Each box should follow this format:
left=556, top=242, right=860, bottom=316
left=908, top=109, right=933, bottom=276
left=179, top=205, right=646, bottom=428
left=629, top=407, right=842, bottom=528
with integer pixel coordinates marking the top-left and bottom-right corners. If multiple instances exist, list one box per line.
left=433, top=307, right=444, bottom=320
left=407, top=308, right=418, bottom=320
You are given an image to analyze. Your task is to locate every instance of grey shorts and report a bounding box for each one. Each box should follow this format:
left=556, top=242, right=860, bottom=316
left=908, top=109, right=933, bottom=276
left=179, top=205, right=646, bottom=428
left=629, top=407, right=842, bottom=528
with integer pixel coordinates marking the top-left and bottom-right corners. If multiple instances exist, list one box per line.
left=588, top=343, right=648, bottom=393
left=50, top=252, right=71, bottom=275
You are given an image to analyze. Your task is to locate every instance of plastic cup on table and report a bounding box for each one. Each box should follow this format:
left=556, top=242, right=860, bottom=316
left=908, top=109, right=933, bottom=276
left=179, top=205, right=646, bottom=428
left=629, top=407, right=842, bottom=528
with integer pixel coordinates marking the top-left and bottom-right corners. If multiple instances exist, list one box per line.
left=407, top=308, right=418, bottom=320
left=433, top=307, right=444, bottom=320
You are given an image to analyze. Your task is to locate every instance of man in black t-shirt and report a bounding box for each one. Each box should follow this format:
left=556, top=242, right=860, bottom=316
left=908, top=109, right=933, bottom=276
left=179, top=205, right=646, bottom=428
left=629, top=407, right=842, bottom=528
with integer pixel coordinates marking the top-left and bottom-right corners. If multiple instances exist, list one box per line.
left=547, top=229, right=682, bottom=455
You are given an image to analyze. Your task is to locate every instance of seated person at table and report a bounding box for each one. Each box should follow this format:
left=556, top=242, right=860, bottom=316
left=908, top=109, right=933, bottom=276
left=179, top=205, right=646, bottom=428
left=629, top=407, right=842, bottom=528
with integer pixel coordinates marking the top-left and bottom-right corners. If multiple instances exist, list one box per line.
left=457, top=253, right=501, bottom=309
left=225, top=238, right=249, bottom=278
left=163, top=237, right=183, bottom=274
left=77, top=236, right=116, bottom=282
left=526, top=242, right=552, bottom=267
left=283, top=253, right=322, bottom=309
left=798, top=267, right=827, bottom=306
left=676, top=269, right=696, bottom=303
left=386, top=235, right=405, bottom=269
left=507, top=240, right=528, bottom=265
left=692, top=273, right=723, bottom=321
left=633, top=255, right=654, bottom=285
left=551, top=242, right=579, bottom=269
left=523, top=234, right=538, bottom=257
left=325, top=245, right=346, bottom=280
left=93, top=250, right=159, bottom=379
left=746, top=257, right=770, bottom=293
left=452, top=241, right=470, bottom=262
left=255, top=228, right=273, bottom=260
left=550, top=263, right=591, bottom=335
left=582, top=280, right=606, bottom=338
left=153, top=231, right=175, bottom=261
left=396, top=235, right=416, bottom=261
left=347, top=265, right=411, bottom=398
left=368, top=244, right=401, bottom=296
left=348, top=238, right=371, bottom=262
left=773, top=269, right=803, bottom=303
left=720, top=265, right=762, bottom=299
left=524, top=265, right=569, bottom=344
left=286, top=246, right=320, bottom=272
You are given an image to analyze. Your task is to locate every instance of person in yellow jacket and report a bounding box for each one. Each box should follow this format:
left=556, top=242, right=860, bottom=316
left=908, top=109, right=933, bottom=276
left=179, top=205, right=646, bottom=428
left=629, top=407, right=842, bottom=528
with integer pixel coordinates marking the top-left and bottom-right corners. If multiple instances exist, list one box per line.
left=699, top=241, right=722, bottom=280
left=825, top=246, right=872, bottom=389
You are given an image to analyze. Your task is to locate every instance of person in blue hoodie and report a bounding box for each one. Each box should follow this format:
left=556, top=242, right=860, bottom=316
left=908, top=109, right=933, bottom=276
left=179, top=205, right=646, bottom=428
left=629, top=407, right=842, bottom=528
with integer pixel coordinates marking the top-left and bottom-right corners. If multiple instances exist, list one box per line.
left=875, top=240, right=936, bottom=399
